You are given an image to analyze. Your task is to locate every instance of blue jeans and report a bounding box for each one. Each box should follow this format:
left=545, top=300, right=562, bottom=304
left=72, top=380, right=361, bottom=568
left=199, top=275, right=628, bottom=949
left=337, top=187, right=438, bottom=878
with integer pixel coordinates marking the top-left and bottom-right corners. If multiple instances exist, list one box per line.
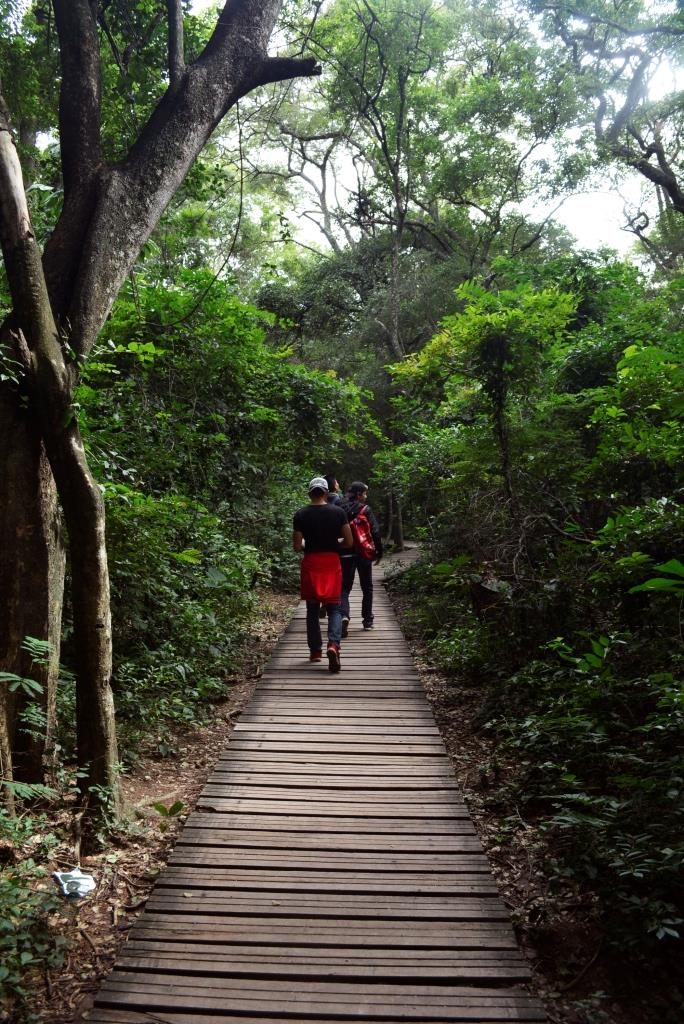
left=341, top=555, right=374, bottom=625
left=306, top=600, right=342, bottom=652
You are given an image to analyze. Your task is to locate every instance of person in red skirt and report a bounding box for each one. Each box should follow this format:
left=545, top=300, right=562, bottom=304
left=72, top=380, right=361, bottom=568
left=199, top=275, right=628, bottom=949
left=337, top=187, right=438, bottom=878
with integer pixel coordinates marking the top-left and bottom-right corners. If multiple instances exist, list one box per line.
left=293, top=477, right=353, bottom=672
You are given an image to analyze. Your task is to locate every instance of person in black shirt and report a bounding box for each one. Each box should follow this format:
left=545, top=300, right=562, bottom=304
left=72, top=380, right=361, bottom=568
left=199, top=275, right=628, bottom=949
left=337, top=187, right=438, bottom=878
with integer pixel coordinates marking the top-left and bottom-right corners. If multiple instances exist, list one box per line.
left=318, top=474, right=344, bottom=617
left=340, top=480, right=383, bottom=633
left=293, top=477, right=353, bottom=672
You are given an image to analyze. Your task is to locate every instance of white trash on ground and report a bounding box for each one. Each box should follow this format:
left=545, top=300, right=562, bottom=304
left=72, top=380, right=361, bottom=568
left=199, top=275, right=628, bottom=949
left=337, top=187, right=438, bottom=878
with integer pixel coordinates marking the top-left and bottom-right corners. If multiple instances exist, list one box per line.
left=52, top=867, right=96, bottom=897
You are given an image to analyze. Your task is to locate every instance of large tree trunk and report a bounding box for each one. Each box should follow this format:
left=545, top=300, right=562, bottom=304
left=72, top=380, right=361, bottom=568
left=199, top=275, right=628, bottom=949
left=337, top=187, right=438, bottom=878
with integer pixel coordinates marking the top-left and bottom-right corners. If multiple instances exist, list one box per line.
left=0, top=120, right=120, bottom=817
left=0, top=367, right=64, bottom=797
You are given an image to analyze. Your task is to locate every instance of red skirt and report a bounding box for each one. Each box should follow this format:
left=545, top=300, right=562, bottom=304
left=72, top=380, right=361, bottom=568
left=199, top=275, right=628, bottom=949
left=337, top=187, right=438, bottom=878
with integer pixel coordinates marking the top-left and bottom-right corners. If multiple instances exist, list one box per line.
left=300, top=551, right=342, bottom=603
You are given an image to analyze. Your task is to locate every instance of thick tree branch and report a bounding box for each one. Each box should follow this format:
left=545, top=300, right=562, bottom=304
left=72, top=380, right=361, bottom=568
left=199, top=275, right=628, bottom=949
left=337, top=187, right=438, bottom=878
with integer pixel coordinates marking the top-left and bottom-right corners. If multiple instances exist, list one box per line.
left=258, top=56, right=321, bottom=86
left=57, top=0, right=322, bottom=358
left=52, top=0, right=102, bottom=193
left=167, top=0, right=185, bottom=89
left=630, top=149, right=684, bottom=213
left=0, top=112, right=68, bottom=402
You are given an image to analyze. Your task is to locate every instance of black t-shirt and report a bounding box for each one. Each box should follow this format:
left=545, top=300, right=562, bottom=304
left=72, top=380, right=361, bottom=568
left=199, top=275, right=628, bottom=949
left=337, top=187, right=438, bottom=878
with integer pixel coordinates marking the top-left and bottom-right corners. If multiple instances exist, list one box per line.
left=293, top=503, right=348, bottom=553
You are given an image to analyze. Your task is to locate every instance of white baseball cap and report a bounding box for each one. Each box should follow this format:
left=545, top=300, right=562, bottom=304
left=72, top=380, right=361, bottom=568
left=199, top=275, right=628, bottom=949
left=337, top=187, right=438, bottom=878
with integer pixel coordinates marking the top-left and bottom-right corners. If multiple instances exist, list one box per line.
left=308, top=476, right=329, bottom=493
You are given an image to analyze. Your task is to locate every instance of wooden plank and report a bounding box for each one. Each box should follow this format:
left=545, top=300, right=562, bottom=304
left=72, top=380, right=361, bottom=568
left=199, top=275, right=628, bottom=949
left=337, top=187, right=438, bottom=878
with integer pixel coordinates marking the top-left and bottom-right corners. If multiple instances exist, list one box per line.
left=212, top=767, right=454, bottom=779
left=98, top=974, right=544, bottom=1003
left=233, top=725, right=441, bottom=737
left=215, top=752, right=452, bottom=767
left=178, top=828, right=479, bottom=849
left=239, top=713, right=438, bottom=724
left=254, top=686, right=425, bottom=695
left=167, top=849, right=490, bottom=871
left=205, top=779, right=460, bottom=793
left=94, top=975, right=547, bottom=1020
left=226, top=734, right=446, bottom=747
left=208, top=771, right=458, bottom=785
left=269, top=644, right=416, bottom=652
left=87, top=1013, right=544, bottom=1024
left=221, top=743, right=447, bottom=756
left=200, top=785, right=462, bottom=803
left=129, top=916, right=517, bottom=945
left=195, top=798, right=464, bottom=816
left=241, top=708, right=432, bottom=716
left=250, top=693, right=426, bottom=700
left=205, top=778, right=460, bottom=793
left=249, top=692, right=427, bottom=700
left=209, top=770, right=458, bottom=784
left=122, top=939, right=526, bottom=958
left=209, top=758, right=450, bottom=774
left=194, top=801, right=472, bottom=820
left=88, top=1013, right=544, bottom=1024
left=183, top=812, right=473, bottom=833
left=210, top=774, right=456, bottom=786
left=145, top=892, right=505, bottom=918
left=159, top=867, right=499, bottom=894
left=175, top=832, right=483, bottom=853
left=274, top=651, right=414, bottom=658
left=258, top=674, right=422, bottom=681
left=115, top=949, right=530, bottom=982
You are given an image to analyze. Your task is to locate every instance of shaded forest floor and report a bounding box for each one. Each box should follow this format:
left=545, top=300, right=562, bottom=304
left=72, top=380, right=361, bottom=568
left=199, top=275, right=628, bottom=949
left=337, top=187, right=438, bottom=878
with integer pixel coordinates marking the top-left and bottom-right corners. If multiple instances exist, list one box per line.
left=14, top=560, right=679, bottom=1024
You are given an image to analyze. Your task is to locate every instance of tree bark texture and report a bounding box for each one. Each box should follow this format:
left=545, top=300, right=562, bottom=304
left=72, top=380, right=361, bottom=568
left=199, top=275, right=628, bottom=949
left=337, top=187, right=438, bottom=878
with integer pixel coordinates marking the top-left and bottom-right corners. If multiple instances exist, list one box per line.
left=44, top=427, right=120, bottom=811
left=391, top=495, right=405, bottom=552
left=0, top=397, right=64, bottom=784
left=0, top=129, right=65, bottom=793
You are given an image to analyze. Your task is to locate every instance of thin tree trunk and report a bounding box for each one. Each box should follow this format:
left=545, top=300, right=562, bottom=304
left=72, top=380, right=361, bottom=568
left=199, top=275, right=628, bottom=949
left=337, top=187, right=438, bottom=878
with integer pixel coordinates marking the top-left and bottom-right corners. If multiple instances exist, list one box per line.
left=384, top=493, right=394, bottom=544
left=391, top=495, right=404, bottom=552
left=387, top=235, right=405, bottom=361
left=167, top=0, right=185, bottom=88
left=46, top=427, right=121, bottom=813
left=492, top=398, right=513, bottom=502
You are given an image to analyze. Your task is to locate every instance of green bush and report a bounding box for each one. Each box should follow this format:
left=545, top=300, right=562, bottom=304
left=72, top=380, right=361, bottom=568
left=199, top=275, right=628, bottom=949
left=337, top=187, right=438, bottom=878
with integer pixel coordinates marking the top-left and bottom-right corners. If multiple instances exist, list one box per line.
left=0, top=812, right=67, bottom=1022
left=102, top=485, right=263, bottom=756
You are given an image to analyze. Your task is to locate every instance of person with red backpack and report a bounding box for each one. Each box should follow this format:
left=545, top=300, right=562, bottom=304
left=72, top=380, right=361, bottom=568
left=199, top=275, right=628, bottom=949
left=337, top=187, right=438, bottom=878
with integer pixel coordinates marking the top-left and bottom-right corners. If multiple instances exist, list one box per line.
left=293, top=477, right=353, bottom=672
left=340, top=481, right=383, bottom=635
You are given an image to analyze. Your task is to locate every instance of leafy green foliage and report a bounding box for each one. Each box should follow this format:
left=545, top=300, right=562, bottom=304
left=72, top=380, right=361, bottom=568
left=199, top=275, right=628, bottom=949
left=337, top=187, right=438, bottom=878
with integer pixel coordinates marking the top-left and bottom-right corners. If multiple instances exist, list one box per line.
left=384, top=256, right=684, bottom=954
left=0, top=854, right=66, bottom=1018
left=102, top=485, right=262, bottom=755
left=67, top=270, right=376, bottom=753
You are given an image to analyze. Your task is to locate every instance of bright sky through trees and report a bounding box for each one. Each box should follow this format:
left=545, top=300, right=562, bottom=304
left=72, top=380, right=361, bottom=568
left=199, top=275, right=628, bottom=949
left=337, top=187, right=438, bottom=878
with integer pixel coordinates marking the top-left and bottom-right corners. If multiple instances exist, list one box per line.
left=188, top=0, right=653, bottom=255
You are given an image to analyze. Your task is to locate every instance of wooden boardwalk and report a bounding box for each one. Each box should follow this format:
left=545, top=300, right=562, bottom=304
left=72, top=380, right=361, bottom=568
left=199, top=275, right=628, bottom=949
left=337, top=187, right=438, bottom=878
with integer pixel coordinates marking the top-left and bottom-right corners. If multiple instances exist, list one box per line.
left=87, top=578, right=545, bottom=1023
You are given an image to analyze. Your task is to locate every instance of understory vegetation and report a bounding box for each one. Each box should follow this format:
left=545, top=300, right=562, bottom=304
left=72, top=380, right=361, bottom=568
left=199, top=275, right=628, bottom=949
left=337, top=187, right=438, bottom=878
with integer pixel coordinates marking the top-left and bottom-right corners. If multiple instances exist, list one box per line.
left=77, top=272, right=373, bottom=758
left=384, top=254, right=684, bottom=1012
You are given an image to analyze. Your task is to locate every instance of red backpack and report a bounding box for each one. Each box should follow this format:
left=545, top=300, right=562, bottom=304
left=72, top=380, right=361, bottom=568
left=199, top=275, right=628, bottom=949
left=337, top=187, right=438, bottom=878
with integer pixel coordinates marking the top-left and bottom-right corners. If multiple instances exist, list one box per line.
left=349, top=504, right=376, bottom=560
